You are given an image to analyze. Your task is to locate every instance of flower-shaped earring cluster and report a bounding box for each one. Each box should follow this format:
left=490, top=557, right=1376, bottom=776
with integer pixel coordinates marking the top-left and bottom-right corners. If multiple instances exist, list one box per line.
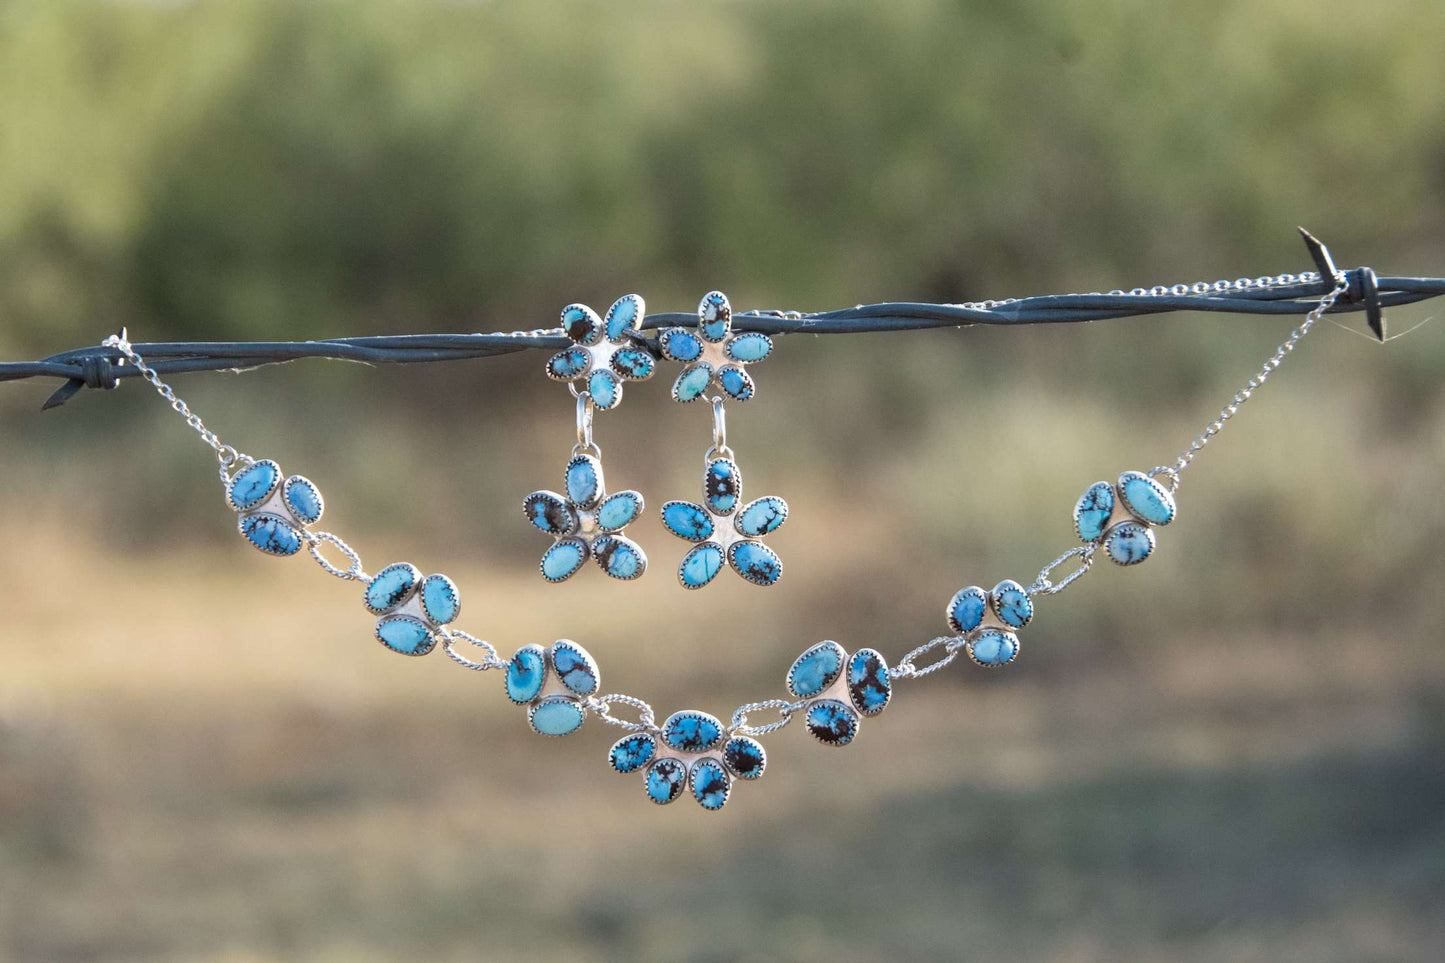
left=607, top=709, right=767, bottom=811
left=226, top=459, right=324, bottom=557
left=1073, top=470, right=1177, bottom=565
left=523, top=454, right=647, bottom=582
left=525, top=290, right=788, bottom=588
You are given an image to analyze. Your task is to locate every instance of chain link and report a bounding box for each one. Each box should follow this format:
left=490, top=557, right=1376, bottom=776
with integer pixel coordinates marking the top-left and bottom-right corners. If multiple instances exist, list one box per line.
left=889, top=636, right=962, bottom=680
left=729, top=699, right=806, bottom=736
left=1025, top=544, right=1096, bottom=597
left=1168, top=274, right=1348, bottom=481
left=584, top=694, right=658, bottom=732
left=440, top=630, right=508, bottom=672
left=954, top=270, right=1323, bottom=312
left=303, top=531, right=369, bottom=582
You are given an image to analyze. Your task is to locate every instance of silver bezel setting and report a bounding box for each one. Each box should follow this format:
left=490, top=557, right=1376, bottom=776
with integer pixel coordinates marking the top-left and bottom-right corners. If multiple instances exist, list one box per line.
left=526, top=695, right=587, bottom=737
left=786, top=640, right=848, bottom=700
left=989, top=578, right=1034, bottom=629
left=643, top=757, right=688, bottom=805
left=722, top=735, right=767, bottom=781
left=363, top=562, right=423, bottom=615
left=1072, top=480, right=1116, bottom=542
left=660, top=710, right=725, bottom=754
left=946, top=585, right=989, bottom=635
left=374, top=614, right=436, bottom=657
left=419, top=573, right=461, bottom=625
left=846, top=648, right=892, bottom=717
left=608, top=732, right=658, bottom=775
left=504, top=643, right=549, bottom=705
left=1102, top=519, right=1157, bottom=566
left=549, top=639, right=601, bottom=698
left=802, top=698, right=860, bottom=747
left=236, top=512, right=303, bottom=557
left=281, top=474, right=324, bottom=525
left=965, top=626, right=1021, bottom=668
left=688, top=757, right=733, bottom=811
left=226, top=458, right=283, bottom=513
left=1117, top=470, right=1177, bottom=526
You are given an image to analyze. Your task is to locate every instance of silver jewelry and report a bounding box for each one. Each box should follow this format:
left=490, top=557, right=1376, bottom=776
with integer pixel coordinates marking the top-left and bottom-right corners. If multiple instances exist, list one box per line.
left=96, top=269, right=1352, bottom=811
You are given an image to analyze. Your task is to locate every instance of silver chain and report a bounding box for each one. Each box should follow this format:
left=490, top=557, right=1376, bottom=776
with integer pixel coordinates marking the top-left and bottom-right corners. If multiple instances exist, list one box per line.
left=441, top=630, right=508, bottom=672
left=304, top=531, right=369, bottom=582
left=1167, top=273, right=1348, bottom=481
left=729, top=699, right=806, bottom=736
left=585, top=694, right=658, bottom=732
left=102, top=333, right=248, bottom=484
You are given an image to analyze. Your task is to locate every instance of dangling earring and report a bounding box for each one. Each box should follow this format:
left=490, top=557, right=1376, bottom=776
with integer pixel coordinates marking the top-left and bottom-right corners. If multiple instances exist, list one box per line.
left=523, top=295, right=655, bottom=582
left=657, top=291, right=787, bottom=588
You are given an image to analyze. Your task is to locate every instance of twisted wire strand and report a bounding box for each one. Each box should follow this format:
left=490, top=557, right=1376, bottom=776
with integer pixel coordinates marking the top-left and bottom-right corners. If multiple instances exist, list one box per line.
left=4, top=268, right=1438, bottom=405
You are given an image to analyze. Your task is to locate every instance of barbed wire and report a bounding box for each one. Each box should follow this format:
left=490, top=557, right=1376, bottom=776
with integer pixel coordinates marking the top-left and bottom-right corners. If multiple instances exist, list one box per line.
left=3, top=230, right=1438, bottom=409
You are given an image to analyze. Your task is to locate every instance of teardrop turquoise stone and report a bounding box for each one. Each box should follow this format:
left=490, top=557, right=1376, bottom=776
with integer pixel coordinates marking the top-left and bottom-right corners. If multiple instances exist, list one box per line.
left=366, top=563, right=419, bottom=613
left=679, top=543, right=723, bottom=588
left=645, top=758, right=686, bottom=804
left=726, top=333, right=773, bottom=363
left=704, top=459, right=740, bottom=514
left=541, top=539, right=587, bottom=582
left=588, top=369, right=619, bottom=409
left=530, top=698, right=584, bottom=736
left=663, top=501, right=713, bottom=542
left=691, top=759, right=730, bottom=811
left=606, top=294, right=643, bottom=340
left=376, top=616, right=433, bottom=655
left=609, top=734, right=655, bottom=774
left=505, top=645, right=546, bottom=703
left=282, top=476, right=322, bottom=524
left=1118, top=471, right=1176, bottom=525
left=229, top=461, right=279, bottom=510
left=717, top=366, right=754, bottom=401
left=239, top=513, right=302, bottom=556
left=729, top=540, right=781, bottom=586
left=948, top=586, right=988, bottom=634
left=736, top=496, right=787, bottom=537
left=788, top=641, right=845, bottom=698
left=991, top=580, right=1032, bottom=628
left=723, top=736, right=766, bottom=780
left=561, top=304, right=602, bottom=345
left=524, top=493, right=575, bottom=536
left=1074, top=481, right=1115, bottom=541
left=593, top=536, right=644, bottom=580
left=551, top=641, right=599, bottom=696
left=421, top=574, right=460, bottom=624
left=547, top=347, right=590, bottom=379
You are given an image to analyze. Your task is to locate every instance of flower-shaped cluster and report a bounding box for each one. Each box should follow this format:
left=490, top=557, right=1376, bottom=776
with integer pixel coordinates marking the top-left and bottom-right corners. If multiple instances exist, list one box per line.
left=545, top=294, right=656, bottom=409
left=785, top=641, right=892, bottom=746
left=658, top=291, right=774, bottom=403
left=1073, top=470, right=1177, bottom=566
left=524, top=454, right=647, bottom=582
left=608, top=709, right=767, bottom=811
left=504, top=639, right=600, bottom=736
left=662, top=455, right=786, bottom=588
left=363, top=562, right=461, bottom=656
left=226, top=459, right=324, bottom=557
left=945, top=579, right=1032, bottom=668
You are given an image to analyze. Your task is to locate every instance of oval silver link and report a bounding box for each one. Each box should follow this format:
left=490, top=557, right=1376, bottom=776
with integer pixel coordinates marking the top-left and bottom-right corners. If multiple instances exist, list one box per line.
left=305, top=531, right=368, bottom=581
left=729, top=699, right=805, bottom=736
left=1026, top=544, right=1096, bottom=597
left=572, top=390, right=599, bottom=457
left=890, top=636, right=960, bottom=680
left=440, top=630, right=507, bottom=672
left=585, top=694, right=657, bottom=732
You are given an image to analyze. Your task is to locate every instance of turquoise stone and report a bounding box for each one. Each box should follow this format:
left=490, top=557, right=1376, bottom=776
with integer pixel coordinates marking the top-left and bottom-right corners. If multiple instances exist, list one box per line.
left=239, top=513, right=302, bottom=556
left=282, top=475, right=323, bottom=525
left=588, top=368, right=620, bottom=409
left=229, top=460, right=280, bottom=511
left=1104, top=521, right=1156, bottom=565
left=505, top=645, right=546, bottom=704
left=726, top=332, right=773, bottom=363
left=365, top=563, right=420, bottom=613
left=550, top=640, right=600, bottom=696
left=698, top=291, right=731, bottom=341
left=523, top=491, right=575, bottom=536
left=679, top=543, right=724, bottom=588
left=375, top=616, right=434, bottom=655
left=690, top=759, right=730, bottom=811
left=662, top=710, right=723, bottom=752
left=565, top=455, right=603, bottom=509
left=991, top=579, right=1033, bottom=629
left=969, top=628, right=1019, bottom=666
left=597, top=491, right=642, bottom=532
left=729, top=540, right=782, bottom=586
left=660, top=328, right=702, bottom=363
left=947, top=586, right=988, bottom=634
left=609, top=733, right=655, bottom=774
left=805, top=700, right=858, bottom=746
left=736, top=496, right=787, bottom=537
left=645, top=758, right=686, bottom=805
left=605, top=294, right=643, bottom=341
left=788, top=641, right=846, bottom=698
left=541, top=538, right=588, bottom=582
left=547, top=347, right=590, bottom=380
left=1118, top=471, right=1176, bottom=526
left=723, top=736, right=766, bottom=780
left=561, top=303, right=603, bottom=345
left=717, top=365, right=754, bottom=402
left=610, top=348, right=655, bottom=381
left=1073, top=481, right=1115, bottom=541
left=530, top=697, right=585, bottom=736
left=421, top=574, right=460, bottom=625
left=593, top=535, right=645, bottom=580
left=662, top=501, right=714, bottom=542
left=673, top=362, right=713, bottom=403
left=704, top=458, right=741, bottom=514
left=847, top=648, right=891, bottom=716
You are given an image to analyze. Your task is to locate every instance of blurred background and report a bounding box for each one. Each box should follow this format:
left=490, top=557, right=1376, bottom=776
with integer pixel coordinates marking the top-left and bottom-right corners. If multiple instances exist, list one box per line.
left=3, top=1, right=1444, bottom=960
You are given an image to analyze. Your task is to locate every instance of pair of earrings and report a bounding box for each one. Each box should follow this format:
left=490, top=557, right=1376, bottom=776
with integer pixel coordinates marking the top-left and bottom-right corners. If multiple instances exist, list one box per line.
left=523, top=292, right=787, bottom=589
